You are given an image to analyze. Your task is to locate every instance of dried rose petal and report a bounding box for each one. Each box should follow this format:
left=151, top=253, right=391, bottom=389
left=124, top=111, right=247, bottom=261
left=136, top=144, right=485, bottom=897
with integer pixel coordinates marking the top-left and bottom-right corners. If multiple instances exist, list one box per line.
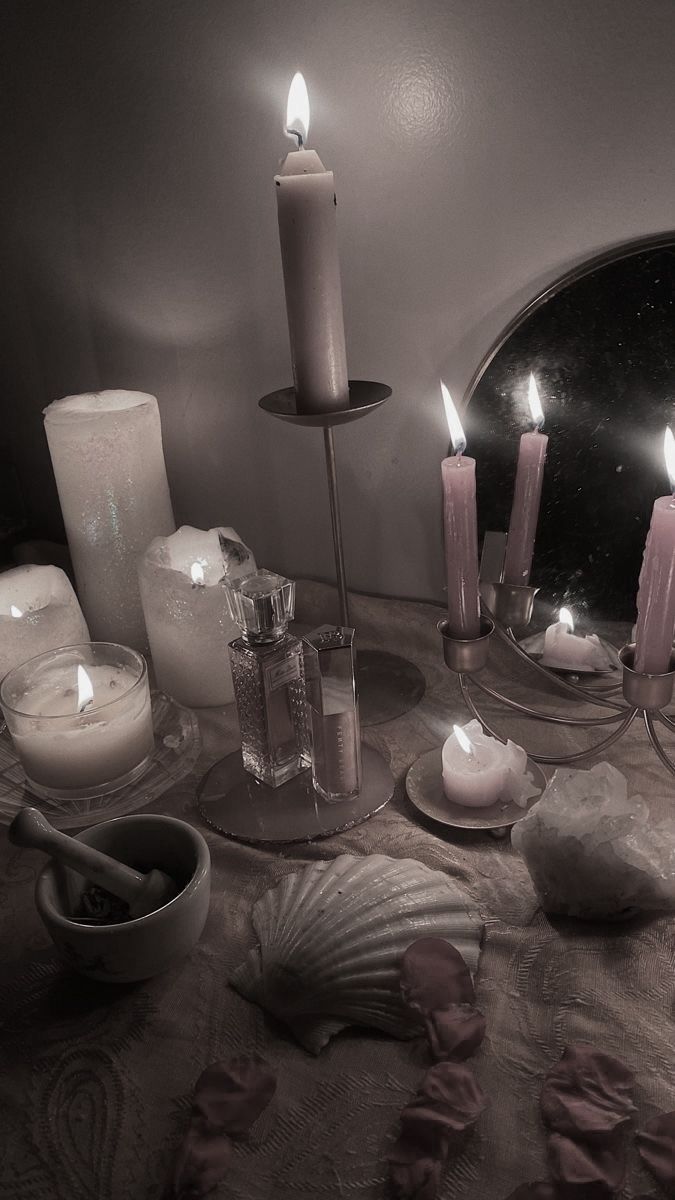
left=388, top=1063, right=487, bottom=1199
left=426, top=1007, right=487, bottom=1063
left=636, top=1111, right=675, bottom=1190
left=193, top=1056, right=276, bottom=1135
left=401, top=938, right=476, bottom=1010
left=547, top=1129, right=626, bottom=1193
left=400, top=938, right=486, bottom=1062
left=171, top=1126, right=233, bottom=1200
left=167, top=1056, right=276, bottom=1199
left=541, top=1044, right=635, bottom=1137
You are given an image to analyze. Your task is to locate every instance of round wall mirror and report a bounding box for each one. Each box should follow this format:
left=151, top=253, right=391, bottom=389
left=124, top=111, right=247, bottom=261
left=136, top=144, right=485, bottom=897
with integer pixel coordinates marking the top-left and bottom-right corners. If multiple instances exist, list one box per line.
left=464, top=234, right=675, bottom=624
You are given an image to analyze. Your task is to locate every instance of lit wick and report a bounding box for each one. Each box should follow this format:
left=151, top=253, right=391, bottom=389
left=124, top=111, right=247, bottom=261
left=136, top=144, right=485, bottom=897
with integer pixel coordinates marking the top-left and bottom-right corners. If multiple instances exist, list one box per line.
left=559, top=606, right=574, bottom=634
left=453, top=723, right=475, bottom=759
left=77, top=665, right=94, bottom=713
left=528, top=373, right=545, bottom=433
left=441, top=381, right=466, bottom=463
left=284, top=71, right=309, bottom=150
left=664, top=427, right=675, bottom=504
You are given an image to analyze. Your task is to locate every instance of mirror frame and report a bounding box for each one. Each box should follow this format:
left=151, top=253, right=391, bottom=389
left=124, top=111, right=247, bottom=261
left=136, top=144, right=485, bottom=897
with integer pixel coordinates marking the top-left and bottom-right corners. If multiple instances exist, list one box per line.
left=462, top=230, right=675, bottom=409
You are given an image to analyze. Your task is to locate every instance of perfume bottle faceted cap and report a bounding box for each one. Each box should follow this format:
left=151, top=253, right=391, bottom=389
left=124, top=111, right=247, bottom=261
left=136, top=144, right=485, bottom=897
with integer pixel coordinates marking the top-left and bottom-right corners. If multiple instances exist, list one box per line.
left=226, top=570, right=295, bottom=637
left=303, top=625, right=357, bottom=713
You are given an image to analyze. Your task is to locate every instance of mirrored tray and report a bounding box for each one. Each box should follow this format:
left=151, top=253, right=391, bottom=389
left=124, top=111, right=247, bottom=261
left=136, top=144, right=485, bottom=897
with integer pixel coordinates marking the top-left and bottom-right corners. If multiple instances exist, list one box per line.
left=406, top=747, right=548, bottom=831
left=0, top=691, right=201, bottom=828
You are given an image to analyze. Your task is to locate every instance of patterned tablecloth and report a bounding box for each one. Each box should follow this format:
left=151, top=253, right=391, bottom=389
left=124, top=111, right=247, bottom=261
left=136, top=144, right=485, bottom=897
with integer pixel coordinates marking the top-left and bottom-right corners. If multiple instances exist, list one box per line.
left=0, top=582, right=673, bottom=1200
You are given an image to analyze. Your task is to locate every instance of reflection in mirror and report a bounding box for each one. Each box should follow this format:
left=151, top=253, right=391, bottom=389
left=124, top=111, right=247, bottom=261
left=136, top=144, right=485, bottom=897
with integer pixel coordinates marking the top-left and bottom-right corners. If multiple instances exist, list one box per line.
left=465, top=238, right=675, bottom=628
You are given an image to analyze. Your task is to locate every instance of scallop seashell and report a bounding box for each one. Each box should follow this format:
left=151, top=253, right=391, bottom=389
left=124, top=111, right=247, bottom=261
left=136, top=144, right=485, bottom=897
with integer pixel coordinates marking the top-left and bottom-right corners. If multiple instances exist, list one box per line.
left=230, top=853, right=483, bottom=1053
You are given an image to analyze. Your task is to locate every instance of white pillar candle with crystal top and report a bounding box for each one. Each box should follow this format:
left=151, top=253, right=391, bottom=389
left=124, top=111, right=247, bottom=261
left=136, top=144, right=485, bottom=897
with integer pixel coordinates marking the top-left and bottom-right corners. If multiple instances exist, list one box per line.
left=275, top=73, right=349, bottom=413
left=44, top=391, right=175, bottom=650
left=139, top=526, right=256, bottom=707
left=0, top=642, right=154, bottom=799
left=0, top=565, right=89, bottom=679
left=442, top=719, right=538, bottom=808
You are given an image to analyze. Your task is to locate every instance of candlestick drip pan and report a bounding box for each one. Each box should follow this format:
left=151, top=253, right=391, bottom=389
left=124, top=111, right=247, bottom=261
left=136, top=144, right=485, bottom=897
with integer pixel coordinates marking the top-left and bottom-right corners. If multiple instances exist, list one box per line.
left=406, top=747, right=547, bottom=836
left=0, top=692, right=201, bottom=829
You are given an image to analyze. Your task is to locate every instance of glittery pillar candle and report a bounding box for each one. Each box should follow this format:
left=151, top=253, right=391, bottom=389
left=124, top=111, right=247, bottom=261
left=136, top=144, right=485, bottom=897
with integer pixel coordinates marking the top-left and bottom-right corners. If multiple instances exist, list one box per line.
left=44, top=391, right=175, bottom=650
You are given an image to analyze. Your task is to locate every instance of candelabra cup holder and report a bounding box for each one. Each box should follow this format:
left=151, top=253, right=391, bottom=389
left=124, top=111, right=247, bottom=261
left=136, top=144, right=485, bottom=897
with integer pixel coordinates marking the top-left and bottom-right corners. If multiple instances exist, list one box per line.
left=259, top=381, right=426, bottom=726
left=619, top=645, right=675, bottom=710
left=479, top=582, right=539, bottom=631
left=438, top=617, right=495, bottom=673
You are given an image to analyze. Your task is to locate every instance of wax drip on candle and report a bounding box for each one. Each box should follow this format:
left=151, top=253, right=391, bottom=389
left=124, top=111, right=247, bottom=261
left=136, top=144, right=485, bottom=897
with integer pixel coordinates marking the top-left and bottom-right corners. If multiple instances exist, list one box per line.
left=285, top=71, right=309, bottom=148
left=190, top=561, right=206, bottom=589
left=441, top=381, right=466, bottom=461
left=527, top=373, right=545, bottom=432
left=77, top=665, right=94, bottom=713
left=559, top=606, right=574, bottom=632
left=453, top=723, right=475, bottom=759
left=10, top=605, right=23, bottom=618
left=665, top=427, right=675, bottom=506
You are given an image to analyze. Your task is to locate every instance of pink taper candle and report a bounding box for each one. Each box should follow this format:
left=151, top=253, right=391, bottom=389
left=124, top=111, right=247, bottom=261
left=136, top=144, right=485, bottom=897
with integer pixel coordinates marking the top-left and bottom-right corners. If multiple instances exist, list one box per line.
left=503, top=374, right=548, bottom=585
left=634, top=428, right=675, bottom=675
left=275, top=73, right=349, bottom=414
left=441, top=384, right=481, bottom=639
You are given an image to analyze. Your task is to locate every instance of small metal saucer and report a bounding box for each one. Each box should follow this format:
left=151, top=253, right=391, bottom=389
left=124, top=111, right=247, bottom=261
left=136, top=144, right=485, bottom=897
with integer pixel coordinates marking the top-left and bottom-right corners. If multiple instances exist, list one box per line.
left=259, top=381, right=392, bottom=429
left=405, top=747, right=547, bottom=832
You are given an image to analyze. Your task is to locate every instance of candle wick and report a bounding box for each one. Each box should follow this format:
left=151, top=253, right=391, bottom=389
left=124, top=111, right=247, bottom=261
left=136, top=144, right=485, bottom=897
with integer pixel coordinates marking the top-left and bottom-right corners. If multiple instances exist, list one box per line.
left=285, top=127, right=304, bottom=149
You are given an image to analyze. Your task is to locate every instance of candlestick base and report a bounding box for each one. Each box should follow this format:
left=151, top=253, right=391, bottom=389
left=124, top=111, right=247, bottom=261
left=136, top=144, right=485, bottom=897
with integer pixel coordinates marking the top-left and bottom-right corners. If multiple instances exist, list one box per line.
left=259, top=380, right=425, bottom=726
left=196, top=742, right=394, bottom=844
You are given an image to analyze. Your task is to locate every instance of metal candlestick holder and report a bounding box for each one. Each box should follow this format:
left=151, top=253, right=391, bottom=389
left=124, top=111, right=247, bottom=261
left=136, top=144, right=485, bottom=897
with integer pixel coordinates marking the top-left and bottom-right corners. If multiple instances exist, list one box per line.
left=259, top=381, right=426, bottom=726
left=442, top=581, right=675, bottom=776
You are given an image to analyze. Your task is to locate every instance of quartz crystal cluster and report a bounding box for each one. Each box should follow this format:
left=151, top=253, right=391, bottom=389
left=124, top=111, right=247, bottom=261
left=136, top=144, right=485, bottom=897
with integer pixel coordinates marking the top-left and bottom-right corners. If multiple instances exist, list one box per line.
left=512, top=762, right=675, bottom=918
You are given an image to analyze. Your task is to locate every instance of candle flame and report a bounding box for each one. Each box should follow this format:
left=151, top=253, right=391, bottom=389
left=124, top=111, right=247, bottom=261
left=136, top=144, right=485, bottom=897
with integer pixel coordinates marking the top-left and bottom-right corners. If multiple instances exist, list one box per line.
left=559, top=606, right=574, bottom=632
left=77, top=665, right=94, bottom=713
left=191, top=561, right=206, bottom=586
left=9, top=605, right=23, bottom=618
left=453, top=723, right=473, bottom=755
left=665, top=427, right=675, bottom=493
left=441, top=381, right=466, bottom=456
left=285, top=72, right=310, bottom=147
left=528, top=373, right=544, bottom=431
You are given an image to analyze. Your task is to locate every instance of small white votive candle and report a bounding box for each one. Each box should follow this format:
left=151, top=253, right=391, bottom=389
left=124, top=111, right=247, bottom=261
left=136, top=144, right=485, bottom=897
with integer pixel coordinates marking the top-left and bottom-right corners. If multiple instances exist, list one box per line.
left=138, top=526, right=255, bottom=707
left=541, top=607, right=611, bottom=672
left=0, top=643, right=154, bottom=800
left=0, top=565, right=89, bottom=679
left=441, top=719, right=536, bottom=808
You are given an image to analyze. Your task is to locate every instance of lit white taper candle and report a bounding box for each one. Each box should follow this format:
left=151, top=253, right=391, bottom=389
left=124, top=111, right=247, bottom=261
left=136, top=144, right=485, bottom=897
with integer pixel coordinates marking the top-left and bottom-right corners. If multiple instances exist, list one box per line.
left=275, top=73, right=349, bottom=413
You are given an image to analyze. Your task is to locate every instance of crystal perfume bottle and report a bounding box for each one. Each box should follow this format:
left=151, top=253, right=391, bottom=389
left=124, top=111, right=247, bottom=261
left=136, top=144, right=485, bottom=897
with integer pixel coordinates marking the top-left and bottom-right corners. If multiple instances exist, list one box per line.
left=226, top=571, right=310, bottom=788
left=303, top=625, right=361, bottom=803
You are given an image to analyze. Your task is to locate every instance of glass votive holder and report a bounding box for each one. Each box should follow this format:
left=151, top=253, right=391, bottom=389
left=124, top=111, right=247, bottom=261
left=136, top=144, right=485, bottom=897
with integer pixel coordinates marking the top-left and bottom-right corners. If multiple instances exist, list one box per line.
left=0, top=643, right=155, bottom=801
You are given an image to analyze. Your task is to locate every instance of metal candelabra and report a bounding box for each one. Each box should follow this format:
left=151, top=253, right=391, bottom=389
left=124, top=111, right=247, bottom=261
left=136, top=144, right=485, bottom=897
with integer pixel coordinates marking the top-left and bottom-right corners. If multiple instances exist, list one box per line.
left=439, top=581, right=675, bottom=778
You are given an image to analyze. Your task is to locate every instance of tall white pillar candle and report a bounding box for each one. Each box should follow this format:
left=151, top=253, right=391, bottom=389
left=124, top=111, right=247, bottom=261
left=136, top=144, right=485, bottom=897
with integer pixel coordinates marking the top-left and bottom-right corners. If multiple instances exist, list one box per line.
left=139, top=526, right=255, bottom=707
left=275, top=73, right=349, bottom=414
left=0, top=565, right=89, bottom=678
left=44, top=391, right=175, bottom=650
left=440, top=385, right=481, bottom=639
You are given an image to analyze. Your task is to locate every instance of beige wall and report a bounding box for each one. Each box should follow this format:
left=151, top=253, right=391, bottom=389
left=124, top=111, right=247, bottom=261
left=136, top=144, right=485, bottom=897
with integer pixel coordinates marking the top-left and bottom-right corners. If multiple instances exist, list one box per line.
left=2, top=0, right=674, bottom=601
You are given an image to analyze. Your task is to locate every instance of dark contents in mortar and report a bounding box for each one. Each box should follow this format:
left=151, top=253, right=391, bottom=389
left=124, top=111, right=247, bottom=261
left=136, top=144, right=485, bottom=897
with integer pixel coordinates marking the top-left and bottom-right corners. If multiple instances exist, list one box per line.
left=74, top=884, right=132, bottom=925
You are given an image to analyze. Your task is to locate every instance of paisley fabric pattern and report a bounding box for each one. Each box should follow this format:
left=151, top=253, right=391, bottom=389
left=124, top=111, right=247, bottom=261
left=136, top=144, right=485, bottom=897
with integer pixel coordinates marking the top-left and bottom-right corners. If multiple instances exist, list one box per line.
left=0, top=582, right=673, bottom=1199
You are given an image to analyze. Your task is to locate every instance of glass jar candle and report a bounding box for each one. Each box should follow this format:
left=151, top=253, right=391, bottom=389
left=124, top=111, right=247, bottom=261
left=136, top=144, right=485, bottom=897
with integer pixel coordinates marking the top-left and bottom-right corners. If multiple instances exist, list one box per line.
left=0, top=643, right=154, bottom=800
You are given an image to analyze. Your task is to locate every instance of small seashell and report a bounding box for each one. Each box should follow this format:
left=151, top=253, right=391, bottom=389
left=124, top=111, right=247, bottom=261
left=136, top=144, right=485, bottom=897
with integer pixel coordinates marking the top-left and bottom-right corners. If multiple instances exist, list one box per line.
left=230, top=854, right=483, bottom=1053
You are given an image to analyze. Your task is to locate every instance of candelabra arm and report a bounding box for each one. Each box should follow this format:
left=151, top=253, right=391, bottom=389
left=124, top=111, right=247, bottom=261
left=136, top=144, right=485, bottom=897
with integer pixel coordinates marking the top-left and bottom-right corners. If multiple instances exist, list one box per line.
left=467, top=675, right=628, bottom=728
left=657, top=710, right=675, bottom=735
left=459, top=674, right=639, bottom=765
left=644, top=710, right=675, bottom=778
left=483, top=602, right=626, bottom=713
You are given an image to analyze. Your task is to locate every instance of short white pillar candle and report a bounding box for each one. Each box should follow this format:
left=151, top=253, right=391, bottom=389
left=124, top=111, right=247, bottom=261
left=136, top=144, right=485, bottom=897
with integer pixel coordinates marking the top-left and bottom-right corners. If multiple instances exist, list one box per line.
left=0, top=565, right=89, bottom=679
left=441, top=719, right=536, bottom=808
left=0, top=643, right=154, bottom=800
left=43, top=391, right=175, bottom=650
left=541, top=608, right=611, bottom=672
left=138, top=526, right=255, bottom=707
